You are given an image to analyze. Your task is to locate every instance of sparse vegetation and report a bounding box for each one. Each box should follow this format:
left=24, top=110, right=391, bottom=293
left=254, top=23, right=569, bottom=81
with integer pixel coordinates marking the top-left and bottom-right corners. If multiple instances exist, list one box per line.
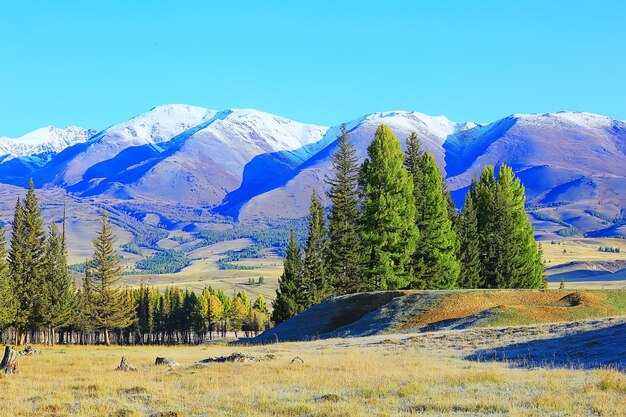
left=1, top=341, right=625, bottom=416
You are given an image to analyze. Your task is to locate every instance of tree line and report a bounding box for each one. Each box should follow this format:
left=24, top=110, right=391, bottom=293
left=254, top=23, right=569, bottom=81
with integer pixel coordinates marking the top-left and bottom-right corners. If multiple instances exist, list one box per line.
left=0, top=180, right=269, bottom=345
left=272, top=124, right=544, bottom=324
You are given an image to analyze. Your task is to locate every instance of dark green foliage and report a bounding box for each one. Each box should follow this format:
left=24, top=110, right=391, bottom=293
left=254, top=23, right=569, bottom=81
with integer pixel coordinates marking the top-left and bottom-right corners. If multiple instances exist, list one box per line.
left=404, top=135, right=459, bottom=289
left=301, top=190, right=329, bottom=307
left=456, top=182, right=482, bottom=288
left=272, top=231, right=303, bottom=325
left=0, top=223, right=14, bottom=329
left=556, top=227, right=583, bottom=237
left=216, top=246, right=261, bottom=270
left=87, top=209, right=135, bottom=345
left=598, top=246, right=621, bottom=253
left=360, top=125, right=419, bottom=290
left=325, top=124, right=363, bottom=295
left=473, top=165, right=544, bottom=289
left=197, top=218, right=308, bottom=257
left=133, top=249, right=191, bottom=274
left=9, top=180, right=47, bottom=335
left=41, top=223, right=76, bottom=333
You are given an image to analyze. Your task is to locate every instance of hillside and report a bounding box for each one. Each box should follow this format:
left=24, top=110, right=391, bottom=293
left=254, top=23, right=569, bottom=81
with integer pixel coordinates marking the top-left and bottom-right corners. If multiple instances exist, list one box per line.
left=0, top=106, right=625, bottom=241
left=255, top=289, right=626, bottom=342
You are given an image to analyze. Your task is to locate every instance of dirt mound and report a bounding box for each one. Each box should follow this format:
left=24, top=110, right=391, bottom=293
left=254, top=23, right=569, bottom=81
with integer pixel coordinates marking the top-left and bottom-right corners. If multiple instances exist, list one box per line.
left=255, top=290, right=626, bottom=342
left=558, top=291, right=605, bottom=307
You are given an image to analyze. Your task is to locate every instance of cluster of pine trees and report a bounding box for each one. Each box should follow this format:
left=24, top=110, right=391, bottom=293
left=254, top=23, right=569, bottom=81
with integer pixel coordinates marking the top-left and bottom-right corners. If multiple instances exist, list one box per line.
left=272, top=124, right=544, bottom=324
left=0, top=180, right=269, bottom=345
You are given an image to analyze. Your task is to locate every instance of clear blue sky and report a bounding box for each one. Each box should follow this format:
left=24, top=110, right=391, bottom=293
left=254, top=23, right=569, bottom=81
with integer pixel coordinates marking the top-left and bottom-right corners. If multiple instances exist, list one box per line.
left=1, top=1, right=625, bottom=136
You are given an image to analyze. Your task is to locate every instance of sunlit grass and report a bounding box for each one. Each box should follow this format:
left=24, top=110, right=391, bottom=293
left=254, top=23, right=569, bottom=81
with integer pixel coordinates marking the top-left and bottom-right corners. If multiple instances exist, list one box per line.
left=1, top=342, right=624, bottom=416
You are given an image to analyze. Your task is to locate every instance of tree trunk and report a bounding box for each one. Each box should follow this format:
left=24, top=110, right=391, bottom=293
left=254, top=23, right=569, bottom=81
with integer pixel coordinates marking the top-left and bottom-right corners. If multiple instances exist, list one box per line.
left=104, top=329, right=110, bottom=346
left=0, top=346, right=18, bottom=374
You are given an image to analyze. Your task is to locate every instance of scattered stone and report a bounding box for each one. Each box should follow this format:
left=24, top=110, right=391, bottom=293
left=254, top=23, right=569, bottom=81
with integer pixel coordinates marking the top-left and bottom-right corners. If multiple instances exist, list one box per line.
left=199, top=352, right=255, bottom=363
left=155, top=357, right=180, bottom=367
left=19, top=345, right=41, bottom=356
left=115, top=356, right=137, bottom=371
left=290, top=356, right=304, bottom=365
left=0, top=346, right=18, bottom=374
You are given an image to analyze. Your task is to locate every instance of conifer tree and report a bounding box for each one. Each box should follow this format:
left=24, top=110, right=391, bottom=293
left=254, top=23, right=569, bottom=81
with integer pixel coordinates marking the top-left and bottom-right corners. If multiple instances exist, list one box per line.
left=206, top=292, right=223, bottom=338
left=360, top=125, right=418, bottom=290
left=230, top=296, right=247, bottom=337
left=405, top=136, right=459, bottom=289
left=272, top=230, right=302, bottom=324
left=252, top=294, right=268, bottom=314
left=492, top=165, right=544, bottom=288
left=457, top=182, right=482, bottom=288
left=42, top=223, right=76, bottom=344
left=474, top=166, right=499, bottom=287
left=88, top=208, right=135, bottom=345
left=0, top=223, right=14, bottom=330
left=9, top=180, right=47, bottom=343
left=301, top=190, right=328, bottom=307
left=325, top=124, right=363, bottom=295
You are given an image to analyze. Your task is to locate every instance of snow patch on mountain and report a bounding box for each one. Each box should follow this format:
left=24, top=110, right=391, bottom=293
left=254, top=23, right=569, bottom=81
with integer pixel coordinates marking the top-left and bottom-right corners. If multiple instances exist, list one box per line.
left=0, top=126, right=96, bottom=159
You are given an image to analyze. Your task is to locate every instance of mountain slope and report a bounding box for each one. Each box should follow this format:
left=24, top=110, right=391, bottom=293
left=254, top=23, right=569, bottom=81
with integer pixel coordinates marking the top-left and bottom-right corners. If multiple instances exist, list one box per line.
left=1, top=107, right=625, bottom=239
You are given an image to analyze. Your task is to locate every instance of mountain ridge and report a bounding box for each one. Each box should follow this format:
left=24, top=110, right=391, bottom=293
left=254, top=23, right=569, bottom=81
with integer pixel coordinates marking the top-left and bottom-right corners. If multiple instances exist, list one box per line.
left=1, top=105, right=625, bottom=239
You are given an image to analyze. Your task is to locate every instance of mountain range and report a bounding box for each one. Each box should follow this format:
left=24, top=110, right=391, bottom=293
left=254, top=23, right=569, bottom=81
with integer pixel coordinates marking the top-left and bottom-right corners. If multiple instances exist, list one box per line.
left=2, top=104, right=626, bottom=239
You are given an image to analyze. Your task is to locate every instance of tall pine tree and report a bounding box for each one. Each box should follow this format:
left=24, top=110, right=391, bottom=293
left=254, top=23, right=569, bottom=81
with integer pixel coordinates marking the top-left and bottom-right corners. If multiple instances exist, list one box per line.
left=473, top=165, right=544, bottom=288
left=474, top=166, right=499, bottom=287
left=272, top=230, right=302, bottom=325
left=492, top=165, right=544, bottom=288
left=300, top=190, right=328, bottom=307
left=0, top=222, right=14, bottom=330
left=360, top=125, right=418, bottom=290
left=87, top=208, right=135, bottom=345
left=9, top=180, right=47, bottom=344
left=404, top=134, right=459, bottom=289
left=457, top=181, right=482, bottom=288
left=325, top=124, right=363, bottom=295
left=42, top=222, right=76, bottom=344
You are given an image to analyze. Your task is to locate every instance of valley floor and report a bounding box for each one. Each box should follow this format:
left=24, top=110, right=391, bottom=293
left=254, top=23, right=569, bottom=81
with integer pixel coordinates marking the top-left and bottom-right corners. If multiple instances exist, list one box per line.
left=2, top=318, right=625, bottom=416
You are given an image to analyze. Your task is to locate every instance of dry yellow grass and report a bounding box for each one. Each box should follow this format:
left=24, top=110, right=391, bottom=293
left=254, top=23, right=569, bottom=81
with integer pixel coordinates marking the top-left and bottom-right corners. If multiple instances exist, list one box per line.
left=542, top=238, right=626, bottom=267
left=2, top=341, right=625, bottom=416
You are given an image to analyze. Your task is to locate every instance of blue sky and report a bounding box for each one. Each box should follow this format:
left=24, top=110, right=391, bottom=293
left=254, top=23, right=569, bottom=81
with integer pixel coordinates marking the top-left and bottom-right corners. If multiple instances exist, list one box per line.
left=1, top=1, right=624, bottom=136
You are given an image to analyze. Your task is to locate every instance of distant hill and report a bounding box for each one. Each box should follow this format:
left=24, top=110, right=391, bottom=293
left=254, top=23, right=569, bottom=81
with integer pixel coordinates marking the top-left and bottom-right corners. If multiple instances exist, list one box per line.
left=1, top=105, right=625, bottom=240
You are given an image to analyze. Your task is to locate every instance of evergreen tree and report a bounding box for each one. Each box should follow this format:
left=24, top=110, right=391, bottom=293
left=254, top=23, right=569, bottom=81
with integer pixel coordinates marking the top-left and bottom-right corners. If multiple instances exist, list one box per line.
left=492, top=165, right=544, bottom=288
left=42, top=223, right=76, bottom=344
left=325, top=124, right=363, bottom=295
left=75, top=258, right=94, bottom=335
left=0, top=223, right=15, bottom=329
left=457, top=182, right=482, bottom=288
left=359, top=124, right=419, bottom=290
left=272, top=230, right=302, bottom=324
left=301, top=190, right=328, bottom=307
left=473, top=165, right=544, bottom=288
left=405, top=136, right=459, bottom=289
left=88, top=208, right=135, bottom=345
left=474, top=166, right=499, bottom=287
left=9, top=180, right=47, bottom=343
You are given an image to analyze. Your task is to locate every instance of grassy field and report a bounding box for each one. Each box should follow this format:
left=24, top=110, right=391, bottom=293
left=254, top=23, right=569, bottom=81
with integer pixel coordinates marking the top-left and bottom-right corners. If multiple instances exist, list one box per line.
left=118, top=238, right=283, bottom=301
left=542, top=238, right=626, bottom=267
left=2, top=340, right=625, bottom=417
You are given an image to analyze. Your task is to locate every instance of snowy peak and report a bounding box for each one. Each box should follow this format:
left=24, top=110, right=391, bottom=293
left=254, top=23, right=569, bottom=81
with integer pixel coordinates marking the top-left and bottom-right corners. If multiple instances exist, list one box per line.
left=358, top=110, right=477, bottom=140
left=0, top=126, right=96, bottom=158
left=96, top=104, right=217, bottom=146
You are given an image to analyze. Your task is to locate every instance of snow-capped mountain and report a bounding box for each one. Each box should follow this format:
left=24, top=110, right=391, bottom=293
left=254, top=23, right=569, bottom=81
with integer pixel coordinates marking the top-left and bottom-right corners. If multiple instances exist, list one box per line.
left=0, top=126, right=96, bottom=159
left=1, top=106, right=625, bottom=238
